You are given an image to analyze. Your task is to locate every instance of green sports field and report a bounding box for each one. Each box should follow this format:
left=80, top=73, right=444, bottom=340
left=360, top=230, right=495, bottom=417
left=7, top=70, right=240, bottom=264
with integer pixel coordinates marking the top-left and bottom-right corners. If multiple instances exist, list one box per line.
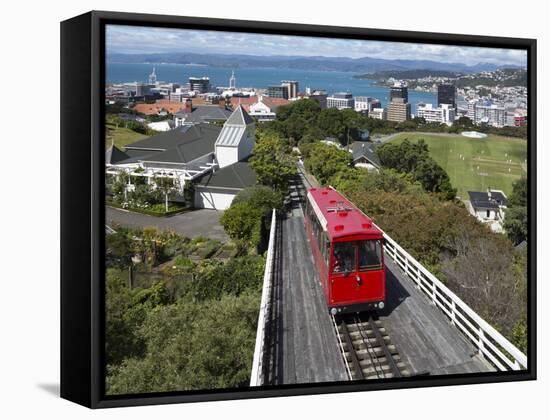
left=388, top=133, right=527, bottom=199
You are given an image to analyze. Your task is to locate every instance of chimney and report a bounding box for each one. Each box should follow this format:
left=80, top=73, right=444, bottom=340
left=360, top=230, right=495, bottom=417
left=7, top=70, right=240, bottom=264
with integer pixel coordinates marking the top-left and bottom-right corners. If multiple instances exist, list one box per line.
left=185, top=98, right=192, bottom=113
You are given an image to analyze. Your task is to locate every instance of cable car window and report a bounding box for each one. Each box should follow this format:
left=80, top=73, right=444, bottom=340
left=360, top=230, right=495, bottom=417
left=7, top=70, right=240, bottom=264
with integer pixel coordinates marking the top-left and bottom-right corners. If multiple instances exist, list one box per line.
left=332, top=242, right=356, bottom=274
left=358, top=240, right=382, bottom=270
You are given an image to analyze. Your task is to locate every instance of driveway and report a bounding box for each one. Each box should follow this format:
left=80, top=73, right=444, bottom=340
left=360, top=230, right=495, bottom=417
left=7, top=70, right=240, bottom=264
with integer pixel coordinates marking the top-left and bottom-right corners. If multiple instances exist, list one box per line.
left=106, top=207, right=228, bottom=241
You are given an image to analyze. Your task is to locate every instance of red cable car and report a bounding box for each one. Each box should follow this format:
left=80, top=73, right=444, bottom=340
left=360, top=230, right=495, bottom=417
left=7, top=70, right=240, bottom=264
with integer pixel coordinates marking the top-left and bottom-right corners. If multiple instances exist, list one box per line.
left=304, top=186, right=386, bottom=314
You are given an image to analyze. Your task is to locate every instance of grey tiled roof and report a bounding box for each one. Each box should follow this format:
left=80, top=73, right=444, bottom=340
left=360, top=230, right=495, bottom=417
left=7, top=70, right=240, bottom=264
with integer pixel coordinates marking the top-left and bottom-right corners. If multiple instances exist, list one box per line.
left=468, top=191, right=508, bottom=210
left=195, top=158, right=257, bottom=190
left=225, top=105, right=254, bottom=126
left=106, top=145, right=130, bottom=164
left=174, top=105, right=233, bottom=123
left=350, top=141, right=381, bottom=167
left=116, top=123, right=222, bottom=165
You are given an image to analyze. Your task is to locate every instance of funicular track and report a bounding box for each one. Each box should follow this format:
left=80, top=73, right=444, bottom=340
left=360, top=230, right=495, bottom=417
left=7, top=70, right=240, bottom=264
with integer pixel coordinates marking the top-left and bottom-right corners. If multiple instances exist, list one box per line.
left=261, top=210, right=284, bottom=385
left=334, top=313, right=411, bottom=380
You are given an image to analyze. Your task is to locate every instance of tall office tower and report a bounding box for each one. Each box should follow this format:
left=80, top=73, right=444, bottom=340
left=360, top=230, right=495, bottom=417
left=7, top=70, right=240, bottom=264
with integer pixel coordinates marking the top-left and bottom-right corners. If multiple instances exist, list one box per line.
left=390, top=82, right=409, bottom=103
left=189, top=76, right=210, bottom=93
left=267, top=85, right=289, bottom=99
left=281, top=80, right=299, bottom=99
left=438, top=83, right=456, bottom=108
left=387, top=98, right=411, bottom=122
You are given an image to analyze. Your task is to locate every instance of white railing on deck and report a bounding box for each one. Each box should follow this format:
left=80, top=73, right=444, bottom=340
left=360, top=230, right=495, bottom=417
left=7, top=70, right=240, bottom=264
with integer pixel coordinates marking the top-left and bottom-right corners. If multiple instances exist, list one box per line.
left=250, top=209, right=277, bottom=386
left=381, top=229, right=527, bottom=371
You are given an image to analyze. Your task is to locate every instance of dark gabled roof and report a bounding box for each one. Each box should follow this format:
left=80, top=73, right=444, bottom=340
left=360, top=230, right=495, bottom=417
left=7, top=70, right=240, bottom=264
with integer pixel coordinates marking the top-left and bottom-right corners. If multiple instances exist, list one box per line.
left=115, top=123, right=222, bottom=165
left=195, top=158, right=257, bottom=190
left=225, top=105, right=254, bottom=126
left=468, top=191, right=508, bottom=210
left=350, top=141, right=381, bottom=167
left=106, top=145, right=130, bottom=164
left=173, top=105, right=233, bottom=123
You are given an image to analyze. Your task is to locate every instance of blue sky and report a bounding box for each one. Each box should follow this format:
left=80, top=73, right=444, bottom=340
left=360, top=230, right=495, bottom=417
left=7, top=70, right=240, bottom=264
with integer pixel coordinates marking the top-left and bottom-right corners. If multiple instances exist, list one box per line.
left=106, top=25, right=527, bottom=67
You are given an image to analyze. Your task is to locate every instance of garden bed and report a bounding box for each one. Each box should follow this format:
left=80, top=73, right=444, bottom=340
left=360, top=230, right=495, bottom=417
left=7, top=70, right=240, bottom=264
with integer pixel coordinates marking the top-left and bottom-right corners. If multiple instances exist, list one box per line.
left=106, top=200, right=192, bottom=217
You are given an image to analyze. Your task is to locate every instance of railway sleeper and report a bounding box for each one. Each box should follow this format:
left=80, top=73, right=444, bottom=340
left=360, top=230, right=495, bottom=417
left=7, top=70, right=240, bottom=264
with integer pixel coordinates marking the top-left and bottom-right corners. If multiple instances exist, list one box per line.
left=356, top=354, right=402, bottom=367
left=349, top=335, right=391, bottom=347
left=344, top=324, right=387, bottom=335
left=354, top=345, right=398, bottom=357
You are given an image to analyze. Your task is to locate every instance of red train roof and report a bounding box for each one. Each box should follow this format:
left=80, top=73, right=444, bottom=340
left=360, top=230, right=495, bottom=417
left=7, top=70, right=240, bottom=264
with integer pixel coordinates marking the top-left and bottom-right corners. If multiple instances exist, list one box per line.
left=307, top=187, right=383, bottom=240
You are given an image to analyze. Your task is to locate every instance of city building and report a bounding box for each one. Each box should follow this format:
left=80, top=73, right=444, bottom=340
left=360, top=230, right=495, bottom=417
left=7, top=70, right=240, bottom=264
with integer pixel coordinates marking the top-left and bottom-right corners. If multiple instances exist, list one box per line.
left=506, top=109, right=528, bottom=127
left=437, top=83, right=456, bottom=108
left=390, top=82, right=408, bottom=103
left=387, top=98, right=411, bottom=122
left=354, top=96, right=381, bottom=114
left=467, top=100, right=477, bottom=121
left=474, top=103, right=506, bottom=127
left=369, top=108, right=386, bottom=120
left=169, top=89, right=187, bottom=103
left=416, top=103, right=456, bottom=124
left=267, top=85, right=289, bottom=99
left=302, top=88, right=328, bottom=109
left=327, top=92, right=354, bottom=110
left=281, top=80, right=299, bottom=99
left=189, top=77, right=211, bottom=94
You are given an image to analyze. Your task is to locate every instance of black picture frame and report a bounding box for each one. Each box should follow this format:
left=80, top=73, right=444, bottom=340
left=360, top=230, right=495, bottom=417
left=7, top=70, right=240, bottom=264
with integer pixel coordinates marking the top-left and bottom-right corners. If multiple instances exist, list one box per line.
left=60, top=10, right=537, bottom=409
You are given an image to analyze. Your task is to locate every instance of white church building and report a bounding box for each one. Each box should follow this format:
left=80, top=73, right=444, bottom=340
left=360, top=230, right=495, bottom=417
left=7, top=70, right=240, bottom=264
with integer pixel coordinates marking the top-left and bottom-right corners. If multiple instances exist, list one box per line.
left=106, top=106, right=257, bottom=210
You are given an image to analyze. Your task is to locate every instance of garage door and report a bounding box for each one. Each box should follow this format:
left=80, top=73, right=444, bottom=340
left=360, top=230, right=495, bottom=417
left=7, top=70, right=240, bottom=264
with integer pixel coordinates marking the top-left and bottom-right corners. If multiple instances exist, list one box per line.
left=195, top=189, right=237, bottom=210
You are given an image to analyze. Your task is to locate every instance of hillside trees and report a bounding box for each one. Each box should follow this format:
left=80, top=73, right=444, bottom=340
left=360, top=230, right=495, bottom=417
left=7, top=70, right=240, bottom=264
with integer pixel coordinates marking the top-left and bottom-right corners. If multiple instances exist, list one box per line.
left=377, top=139, right=456, bottom=199
left=304, top=143, right=353, bottom=185
left=250, top=133, right=296, bottom=192
left=504, top=176, right=528, bottom=245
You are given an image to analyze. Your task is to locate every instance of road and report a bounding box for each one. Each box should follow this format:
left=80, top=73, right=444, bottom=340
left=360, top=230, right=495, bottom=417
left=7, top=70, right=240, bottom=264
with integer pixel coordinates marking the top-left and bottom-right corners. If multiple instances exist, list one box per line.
left=106, top=207, right=229, bottom=241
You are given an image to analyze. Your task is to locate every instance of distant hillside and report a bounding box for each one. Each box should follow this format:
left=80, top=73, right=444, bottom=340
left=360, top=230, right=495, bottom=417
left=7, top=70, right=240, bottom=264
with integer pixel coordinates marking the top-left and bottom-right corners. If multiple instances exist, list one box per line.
left=107, top=51, right=520, bottom=74
left=354, top=69, right=463, bottom=80
left=455, top=68, right=527, bottom=88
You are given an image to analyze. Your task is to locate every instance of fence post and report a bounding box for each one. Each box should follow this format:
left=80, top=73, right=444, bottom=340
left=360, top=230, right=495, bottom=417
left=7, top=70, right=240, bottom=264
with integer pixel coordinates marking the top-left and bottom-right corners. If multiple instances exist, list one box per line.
left=478, top=328, right=485, bottom=354
left=450, top=300, right=456, bottom=325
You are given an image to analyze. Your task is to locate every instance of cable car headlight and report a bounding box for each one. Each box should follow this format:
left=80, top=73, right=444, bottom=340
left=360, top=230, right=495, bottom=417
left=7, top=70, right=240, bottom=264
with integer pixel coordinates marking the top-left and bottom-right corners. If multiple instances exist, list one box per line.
left=378, top=301, right=385, bottom=310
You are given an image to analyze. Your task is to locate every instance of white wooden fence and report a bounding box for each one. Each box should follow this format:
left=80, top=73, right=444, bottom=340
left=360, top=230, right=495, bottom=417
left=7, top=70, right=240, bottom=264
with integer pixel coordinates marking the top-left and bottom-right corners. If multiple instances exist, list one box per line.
left=382, top=230, right=527, bottom=371
left=250, top=209, right=277, bottom=386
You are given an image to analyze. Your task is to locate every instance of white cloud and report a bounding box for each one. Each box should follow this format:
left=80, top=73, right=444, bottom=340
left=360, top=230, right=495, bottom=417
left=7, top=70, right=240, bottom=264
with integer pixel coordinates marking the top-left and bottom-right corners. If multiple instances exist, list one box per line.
left=106, top=25, right=527, bottom=66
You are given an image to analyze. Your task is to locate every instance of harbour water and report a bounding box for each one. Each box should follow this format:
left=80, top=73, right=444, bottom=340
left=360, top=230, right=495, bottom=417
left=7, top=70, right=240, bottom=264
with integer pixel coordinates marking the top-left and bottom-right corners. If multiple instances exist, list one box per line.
left=107, top=62, right=437, bottom=111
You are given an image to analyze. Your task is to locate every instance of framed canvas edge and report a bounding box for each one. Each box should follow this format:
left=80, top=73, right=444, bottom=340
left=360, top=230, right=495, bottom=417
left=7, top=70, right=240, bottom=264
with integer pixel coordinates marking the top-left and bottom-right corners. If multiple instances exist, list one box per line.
left=60, top=10, right=537, bottom=409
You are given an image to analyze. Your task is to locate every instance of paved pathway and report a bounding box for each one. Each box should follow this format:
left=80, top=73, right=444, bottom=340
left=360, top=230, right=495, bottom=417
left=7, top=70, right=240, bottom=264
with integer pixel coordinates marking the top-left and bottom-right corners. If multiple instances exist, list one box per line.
left=106, top=207, right=228, bottom=241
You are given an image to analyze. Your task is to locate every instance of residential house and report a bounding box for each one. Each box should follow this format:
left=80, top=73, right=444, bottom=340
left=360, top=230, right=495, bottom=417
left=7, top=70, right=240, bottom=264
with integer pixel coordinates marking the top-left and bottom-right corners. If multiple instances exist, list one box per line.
left=106, top=106, right=257, bottom=210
